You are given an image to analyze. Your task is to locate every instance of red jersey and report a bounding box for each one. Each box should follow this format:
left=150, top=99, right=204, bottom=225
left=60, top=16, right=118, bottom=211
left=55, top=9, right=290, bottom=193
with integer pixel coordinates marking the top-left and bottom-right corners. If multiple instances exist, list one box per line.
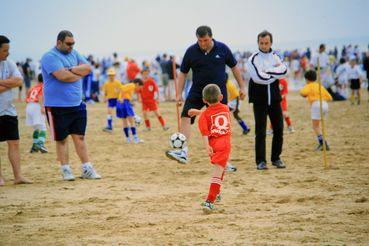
left=26, top=83, right=43, bottom=103
left=141, top=78, right=158, bottom=102
left=279, top=78, right=288, bottom=111
left=198, top=103, right=231, bottom=167
left=126, top=61, right=141, bottom=81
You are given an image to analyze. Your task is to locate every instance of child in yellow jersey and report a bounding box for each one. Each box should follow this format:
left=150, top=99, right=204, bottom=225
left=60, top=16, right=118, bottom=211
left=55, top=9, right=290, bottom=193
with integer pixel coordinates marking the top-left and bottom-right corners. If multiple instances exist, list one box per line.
left=116, top=80, right=143, bottom=143
left=300, top=70, right=332, bottom=151
left=226, top=73, right=250, bottom=135
left=102, top=68, right=122, bottom=132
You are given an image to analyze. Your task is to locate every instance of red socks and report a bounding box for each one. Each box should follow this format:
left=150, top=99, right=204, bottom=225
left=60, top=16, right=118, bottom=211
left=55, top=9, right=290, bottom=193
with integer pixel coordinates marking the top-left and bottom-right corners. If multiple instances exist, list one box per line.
left=158, top=116, right=165, bottom=127
left=206, top=177, right=222, bottom=203
left=285, top=116, right=292, bottom=126
left=145, top=119, right=151, bottom=128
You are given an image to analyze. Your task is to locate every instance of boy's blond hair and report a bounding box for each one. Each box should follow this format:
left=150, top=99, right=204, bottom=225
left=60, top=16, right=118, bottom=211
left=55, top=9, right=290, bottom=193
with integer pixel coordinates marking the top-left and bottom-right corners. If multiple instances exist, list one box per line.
left=202, top=84, right=221, bottom=104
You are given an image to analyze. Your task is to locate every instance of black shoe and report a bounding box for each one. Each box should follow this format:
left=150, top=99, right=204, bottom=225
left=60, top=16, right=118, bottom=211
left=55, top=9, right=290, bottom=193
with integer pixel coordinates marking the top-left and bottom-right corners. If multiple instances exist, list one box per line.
left=272, top=159, right=286, bottom=168
left=243, top=128, right=250, bottom=135
left=257, top=162, right=268, bottom=170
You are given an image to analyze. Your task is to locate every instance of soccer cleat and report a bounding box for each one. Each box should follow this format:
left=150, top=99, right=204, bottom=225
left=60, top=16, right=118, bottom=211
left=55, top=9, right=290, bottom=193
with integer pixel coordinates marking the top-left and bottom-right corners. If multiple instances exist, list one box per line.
left=30, top=144, right=39, bottom=153
left=126, top=137, right=132, bottom=144
left=133, top=136, right=144, bottom=144
left=201, top=201, right=215, bottom=214
left=243, top=128, right=250, bottom=135
left=61, top=166, right=75, bottom=181
left=226, top=163, right=237, bottom=172
left=143, top=128, right=151, bottom=132
left=272, top=159, right=286, bottom=169
left=163, top=126, right=170, bottom=131
left=266, top=129, right=273, bottom=135
left=287, top=126, right=295, bottom=133
left=257, top=162, right=268, bottom=170
left=165, top=149, right=188, bottom=164
left=38, top=144, right=48, bottom=153
left=81, top=164, right=101, bottom=179
left=103, top=127, right=113, bottom=133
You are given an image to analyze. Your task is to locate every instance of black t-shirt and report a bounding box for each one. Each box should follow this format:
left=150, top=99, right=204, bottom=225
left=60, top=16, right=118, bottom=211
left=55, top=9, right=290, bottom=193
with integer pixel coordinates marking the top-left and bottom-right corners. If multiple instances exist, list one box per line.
left=180, top=39, right=237, bottom=98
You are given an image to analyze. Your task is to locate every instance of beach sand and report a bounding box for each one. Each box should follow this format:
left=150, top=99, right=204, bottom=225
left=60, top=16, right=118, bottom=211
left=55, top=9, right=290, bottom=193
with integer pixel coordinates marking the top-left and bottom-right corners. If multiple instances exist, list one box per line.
left=1, top=91, right=368, bottom=245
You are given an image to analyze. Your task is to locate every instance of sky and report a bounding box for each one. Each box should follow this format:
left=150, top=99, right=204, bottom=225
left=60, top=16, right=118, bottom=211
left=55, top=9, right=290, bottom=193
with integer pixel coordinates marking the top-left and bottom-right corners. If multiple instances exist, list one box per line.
left=1, top=0, right=368, bottom=61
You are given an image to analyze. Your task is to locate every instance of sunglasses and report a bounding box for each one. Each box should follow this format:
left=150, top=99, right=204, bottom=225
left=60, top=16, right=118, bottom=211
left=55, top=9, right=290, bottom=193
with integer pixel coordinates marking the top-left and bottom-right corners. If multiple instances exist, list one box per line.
left=65, top=42, right=75, bottom=47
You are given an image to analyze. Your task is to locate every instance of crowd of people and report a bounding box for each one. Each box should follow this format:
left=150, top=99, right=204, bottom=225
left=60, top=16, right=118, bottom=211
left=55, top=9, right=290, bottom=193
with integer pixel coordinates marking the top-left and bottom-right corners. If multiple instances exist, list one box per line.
left=1, top=27, right=369, bottom=213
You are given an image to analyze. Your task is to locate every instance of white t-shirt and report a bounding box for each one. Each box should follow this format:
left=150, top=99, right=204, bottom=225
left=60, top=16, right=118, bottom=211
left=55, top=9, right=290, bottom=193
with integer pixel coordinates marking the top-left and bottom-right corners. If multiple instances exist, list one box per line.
left=0, top=59, right=23, bottom=116
left=347, top=65, right=362, bottom=80
left=335, top=63, right=349, bottom=84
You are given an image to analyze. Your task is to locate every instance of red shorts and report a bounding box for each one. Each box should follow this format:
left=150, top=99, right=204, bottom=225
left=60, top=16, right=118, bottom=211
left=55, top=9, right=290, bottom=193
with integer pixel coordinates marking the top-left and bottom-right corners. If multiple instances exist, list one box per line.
left=142, top=101, right=158, bottom=111
left=209, top=137, right=231, bottom=167
left=281, top=99, right=287, bottom=112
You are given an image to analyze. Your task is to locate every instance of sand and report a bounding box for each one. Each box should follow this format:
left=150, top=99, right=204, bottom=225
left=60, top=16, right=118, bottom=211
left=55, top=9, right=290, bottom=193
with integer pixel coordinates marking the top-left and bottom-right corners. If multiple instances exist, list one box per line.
left=0, top=90, right=368, bottom=245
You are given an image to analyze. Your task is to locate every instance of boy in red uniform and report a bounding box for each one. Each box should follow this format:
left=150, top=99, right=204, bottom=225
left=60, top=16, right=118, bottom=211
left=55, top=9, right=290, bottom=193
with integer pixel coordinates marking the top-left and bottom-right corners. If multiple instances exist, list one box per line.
left=135, top=68, right=169, bottom=131
left=188, top=84, right=231, bottom=213
left=25, top=74, right=48, bottom=153
left=267, top=77, right=294, bottom=134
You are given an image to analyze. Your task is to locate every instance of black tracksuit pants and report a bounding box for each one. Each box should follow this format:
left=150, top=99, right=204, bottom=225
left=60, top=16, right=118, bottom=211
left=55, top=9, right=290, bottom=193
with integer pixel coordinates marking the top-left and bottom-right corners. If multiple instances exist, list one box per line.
left=253, top=102, right=284, bottom=165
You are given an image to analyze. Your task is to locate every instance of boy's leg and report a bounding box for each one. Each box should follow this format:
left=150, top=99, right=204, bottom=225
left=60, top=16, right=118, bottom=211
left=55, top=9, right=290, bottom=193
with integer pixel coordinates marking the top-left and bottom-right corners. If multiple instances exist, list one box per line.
left=206, top=164, right=225, bottom=203
left=154, top=109, right=168, bottom=129
left=106, top=107, right=113, bottom=129
left=143, top=110, right=150, bottom=129
left=122, top=118, right=131, bottom=142
left=31, top=128, right=40, bottom=152
left=7, top=140, right=32, bottom=184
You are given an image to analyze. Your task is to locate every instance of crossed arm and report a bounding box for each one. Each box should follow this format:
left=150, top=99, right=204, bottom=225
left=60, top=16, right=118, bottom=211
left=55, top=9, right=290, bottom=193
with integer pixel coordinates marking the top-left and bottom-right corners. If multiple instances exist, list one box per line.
left=52, top=64, right=92, bottom=82
left=0, top=76, right=23, bottom=93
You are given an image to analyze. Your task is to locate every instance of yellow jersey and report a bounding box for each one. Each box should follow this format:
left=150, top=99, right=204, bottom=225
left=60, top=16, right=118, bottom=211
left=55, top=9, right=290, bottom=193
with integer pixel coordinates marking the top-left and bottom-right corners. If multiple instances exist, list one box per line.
left=300, top=82, right=332, bottom=104
left=119, top=83, right=136, bottom=101
left=226, top=79, right=239, bottom=101
left=102, top=80, right=122, bottom=99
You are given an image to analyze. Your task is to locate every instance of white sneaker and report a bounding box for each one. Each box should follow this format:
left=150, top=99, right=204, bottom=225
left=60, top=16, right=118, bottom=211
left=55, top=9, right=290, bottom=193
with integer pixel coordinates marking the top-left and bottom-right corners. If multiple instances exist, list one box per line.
left=81, top=164, right=101, bottom=179
left=61, top=165, right=75, bottom=181
left=165, top=149, right=188, bottom=164
left=133, top=136, right=144, bottom=144
left=288, top=126, right=295, bottom=133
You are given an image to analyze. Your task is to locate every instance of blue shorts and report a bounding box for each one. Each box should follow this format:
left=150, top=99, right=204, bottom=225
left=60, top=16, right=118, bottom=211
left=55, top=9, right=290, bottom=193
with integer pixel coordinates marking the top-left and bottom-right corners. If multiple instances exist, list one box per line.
left=45, top=102, right=87, bottom=141
left=108, top=98, right=117, bottom=108
left=116, top=99, right=135, bottom=118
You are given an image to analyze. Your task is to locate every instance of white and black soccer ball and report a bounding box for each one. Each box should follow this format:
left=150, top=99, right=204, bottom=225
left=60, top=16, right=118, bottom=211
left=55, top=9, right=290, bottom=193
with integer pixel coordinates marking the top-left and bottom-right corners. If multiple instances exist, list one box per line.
left=134, top=115, right=142, bottom=127
left=170, top=132, right=187, bottom=149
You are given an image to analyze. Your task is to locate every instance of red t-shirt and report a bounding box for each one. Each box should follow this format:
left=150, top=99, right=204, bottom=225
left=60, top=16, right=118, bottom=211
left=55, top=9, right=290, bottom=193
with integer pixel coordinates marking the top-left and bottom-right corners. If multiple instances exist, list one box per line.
left=26, top=83, right=43, bottom=103
left=141, top=78, right=158, bottom=103
left=198, top=103, right=231, bottom=166
left=126, top=61, right=141, bottom=81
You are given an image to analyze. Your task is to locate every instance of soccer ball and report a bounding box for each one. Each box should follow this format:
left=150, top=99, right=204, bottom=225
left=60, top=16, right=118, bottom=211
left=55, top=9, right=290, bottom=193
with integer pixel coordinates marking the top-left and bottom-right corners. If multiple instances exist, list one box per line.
left=170, top=132, right=187, bottom=149
left=134, top=115, right=142, bottom=127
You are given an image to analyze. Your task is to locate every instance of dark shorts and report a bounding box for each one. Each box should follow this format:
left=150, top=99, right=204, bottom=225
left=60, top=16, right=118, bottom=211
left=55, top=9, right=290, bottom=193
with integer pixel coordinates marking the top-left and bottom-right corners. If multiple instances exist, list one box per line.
left=182, top=93, right=228, bottom=124
left=116, top=99, right=135, bottom=118
left=0, top=115, right=19, bottom=142
left=108, top=98, right=117, bottom=108
left=45, top=102, right=87, bottom=141
left=350, top=79, right=361, bottom=90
